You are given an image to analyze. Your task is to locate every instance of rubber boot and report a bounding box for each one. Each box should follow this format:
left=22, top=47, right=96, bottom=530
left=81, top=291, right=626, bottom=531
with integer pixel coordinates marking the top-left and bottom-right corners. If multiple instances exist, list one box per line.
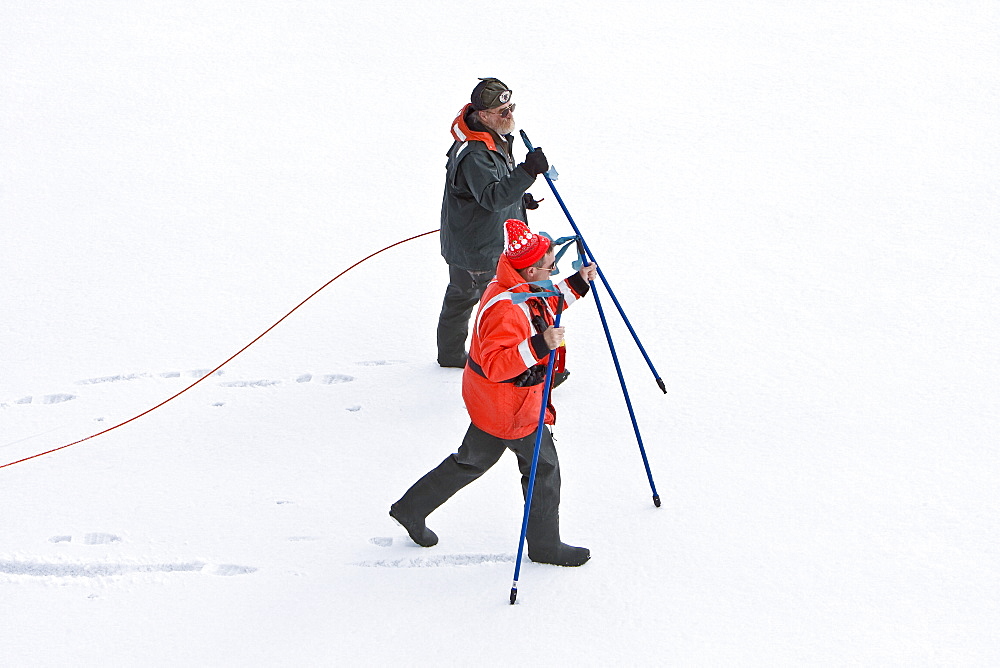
left=389, top=503, right=438, bottom=547
left=391, top=426, right=506, bottom=547
left=522, top=471, right=589, bottom=567
left=507, top=426, right=590, bottom=566
left=526, top=512, right=590, bottom=567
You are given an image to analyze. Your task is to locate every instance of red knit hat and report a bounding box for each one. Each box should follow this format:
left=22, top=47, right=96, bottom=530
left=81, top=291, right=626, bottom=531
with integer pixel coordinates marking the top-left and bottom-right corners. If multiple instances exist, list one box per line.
left=504, top=219, right=551, bottom=269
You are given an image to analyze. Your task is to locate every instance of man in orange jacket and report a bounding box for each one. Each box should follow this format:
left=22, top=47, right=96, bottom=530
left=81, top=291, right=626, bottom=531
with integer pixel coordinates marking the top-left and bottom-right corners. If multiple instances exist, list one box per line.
left=392, top=219, right=597, bottom=567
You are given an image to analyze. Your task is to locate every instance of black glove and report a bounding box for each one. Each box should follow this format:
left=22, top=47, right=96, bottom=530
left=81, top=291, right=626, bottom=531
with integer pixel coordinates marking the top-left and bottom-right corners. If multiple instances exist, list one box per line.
left=522, top=192, right=544, bottom=210
left=521, top=148, right=549, bottom=177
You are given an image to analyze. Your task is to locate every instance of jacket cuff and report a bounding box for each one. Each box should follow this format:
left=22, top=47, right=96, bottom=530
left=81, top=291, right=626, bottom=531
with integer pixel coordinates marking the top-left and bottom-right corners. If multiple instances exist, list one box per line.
left=567, top=271, right=591, bottom=297
left=529, top=333, right=551, bottom=361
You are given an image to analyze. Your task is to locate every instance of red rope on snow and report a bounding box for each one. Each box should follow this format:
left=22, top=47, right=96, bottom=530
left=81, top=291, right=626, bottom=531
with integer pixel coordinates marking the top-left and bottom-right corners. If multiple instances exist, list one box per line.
left=1, top=229, right=440, bottom=471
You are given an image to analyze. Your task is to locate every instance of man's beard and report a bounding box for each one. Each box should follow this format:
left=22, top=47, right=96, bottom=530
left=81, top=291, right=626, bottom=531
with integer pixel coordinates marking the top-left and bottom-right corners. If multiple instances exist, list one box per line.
left=482, top=112, right=516, bottom=136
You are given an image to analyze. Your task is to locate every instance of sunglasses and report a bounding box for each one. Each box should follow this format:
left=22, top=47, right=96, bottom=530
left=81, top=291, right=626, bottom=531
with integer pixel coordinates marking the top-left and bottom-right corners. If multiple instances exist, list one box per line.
left=491, top=103, right=516, bottom=118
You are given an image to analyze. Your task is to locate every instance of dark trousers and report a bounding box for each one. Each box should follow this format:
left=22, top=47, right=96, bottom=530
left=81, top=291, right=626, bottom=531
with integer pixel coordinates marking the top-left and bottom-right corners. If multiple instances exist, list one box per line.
left=436, top=264, right=494, bottom=366
left=393, top=423, right=563, bottom=549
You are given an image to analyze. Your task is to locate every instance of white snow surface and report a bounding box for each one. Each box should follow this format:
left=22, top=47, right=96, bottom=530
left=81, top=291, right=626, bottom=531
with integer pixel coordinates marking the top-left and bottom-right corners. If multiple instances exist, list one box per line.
left=3, top=1, right=998, bottom=665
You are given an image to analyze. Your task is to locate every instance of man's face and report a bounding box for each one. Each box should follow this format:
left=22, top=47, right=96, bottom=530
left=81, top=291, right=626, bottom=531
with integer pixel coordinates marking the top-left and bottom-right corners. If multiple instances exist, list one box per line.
left=537, top=249, right=556, bottom=273
left=480, top=102, right=516, bottom=135
left=529, top=250, right=557, bottom=278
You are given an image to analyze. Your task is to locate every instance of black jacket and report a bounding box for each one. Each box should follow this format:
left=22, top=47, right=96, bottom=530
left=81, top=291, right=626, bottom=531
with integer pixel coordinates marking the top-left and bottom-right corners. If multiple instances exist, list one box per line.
left=440, top=104, right=536, bottom=272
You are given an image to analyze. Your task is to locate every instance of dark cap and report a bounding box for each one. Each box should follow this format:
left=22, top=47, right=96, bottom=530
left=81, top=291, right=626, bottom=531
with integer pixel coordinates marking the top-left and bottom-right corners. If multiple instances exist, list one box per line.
left=471, top=77, right=512, bottom=111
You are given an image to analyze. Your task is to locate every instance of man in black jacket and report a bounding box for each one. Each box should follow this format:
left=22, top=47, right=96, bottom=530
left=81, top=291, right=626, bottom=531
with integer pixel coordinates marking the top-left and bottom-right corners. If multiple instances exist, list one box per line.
left=436, top=77, right=548, bottom=368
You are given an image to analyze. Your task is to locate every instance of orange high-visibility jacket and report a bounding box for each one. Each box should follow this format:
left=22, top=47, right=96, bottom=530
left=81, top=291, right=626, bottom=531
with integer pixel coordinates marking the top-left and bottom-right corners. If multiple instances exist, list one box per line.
left=462, top=253, right=589, bottom=439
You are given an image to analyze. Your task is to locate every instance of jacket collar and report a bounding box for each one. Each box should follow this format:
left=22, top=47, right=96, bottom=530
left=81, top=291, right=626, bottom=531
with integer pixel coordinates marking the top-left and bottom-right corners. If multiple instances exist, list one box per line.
left=450, top=103, right=507, bottom=153
left=495, top=254, right=533, bottom=292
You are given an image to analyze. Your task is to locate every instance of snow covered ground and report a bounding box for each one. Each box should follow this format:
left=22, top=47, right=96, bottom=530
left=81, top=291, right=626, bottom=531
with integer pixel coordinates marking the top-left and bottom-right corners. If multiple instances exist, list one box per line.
left=3, top=1, right=998, bottom=664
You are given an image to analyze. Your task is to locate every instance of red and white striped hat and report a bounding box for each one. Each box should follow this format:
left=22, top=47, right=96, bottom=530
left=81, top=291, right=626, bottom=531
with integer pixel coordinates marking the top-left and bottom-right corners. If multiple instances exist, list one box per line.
left=504, top=219, right=551, bottom=269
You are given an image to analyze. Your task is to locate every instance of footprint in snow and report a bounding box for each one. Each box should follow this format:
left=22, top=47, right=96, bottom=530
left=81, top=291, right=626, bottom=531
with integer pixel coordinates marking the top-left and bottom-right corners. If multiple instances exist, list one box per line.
left=354, top=554, right=516, bottom=568
left=320, top=374, right=355, bottom=384
left=76, top=373, right=150, bottom=385
left=218, top=379, right=281, bottom=388
left=76, top=370, right=219, bottom=385
left=4, top=363, right=400, bottom=411
left=216, top=373, right=357, bottom=388
left=204, top=564, right=257, bottom=576
left=290, top=373, right=356, bottom=385
left=13, top=394, right=77, bottom=405
left=48, top=533, right=122, bottom=545
left=360, top=537, right=515, bottom=566
left=0, top=559, right=255, bottom=578
left=20, top=533, right=255, bottom=578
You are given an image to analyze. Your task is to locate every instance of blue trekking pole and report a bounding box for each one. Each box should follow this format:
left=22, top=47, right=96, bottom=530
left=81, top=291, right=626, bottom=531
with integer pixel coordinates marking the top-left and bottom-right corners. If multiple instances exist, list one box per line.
left=575, top=237, right=660, bottom=508
left=522, top=130, right=661, bottom=507
left=521, top=130, right=667, bottom=395
left=510, top=292, right=565, bottom=605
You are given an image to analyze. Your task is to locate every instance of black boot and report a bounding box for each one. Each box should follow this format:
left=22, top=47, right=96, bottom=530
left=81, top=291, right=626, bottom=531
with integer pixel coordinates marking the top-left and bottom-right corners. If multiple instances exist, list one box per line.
left=525, top=510, right=590, bottom=567
left=389, top=503, right=438, bottom=547
left=509, top=426, right=589, bottom=566
left=528, top=541, right=591, bottom=567
left=390, top=426, right=507, bottom=548
left=438, top=353, right=468, bottom=369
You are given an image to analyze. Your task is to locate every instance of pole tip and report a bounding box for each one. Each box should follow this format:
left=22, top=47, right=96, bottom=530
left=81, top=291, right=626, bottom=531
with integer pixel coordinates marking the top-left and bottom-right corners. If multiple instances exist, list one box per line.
left=653, top=494, right=661, bottom=508
left=656, top=378, right=667, bottom=394
left=510, top=587, right=518, bottom=605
